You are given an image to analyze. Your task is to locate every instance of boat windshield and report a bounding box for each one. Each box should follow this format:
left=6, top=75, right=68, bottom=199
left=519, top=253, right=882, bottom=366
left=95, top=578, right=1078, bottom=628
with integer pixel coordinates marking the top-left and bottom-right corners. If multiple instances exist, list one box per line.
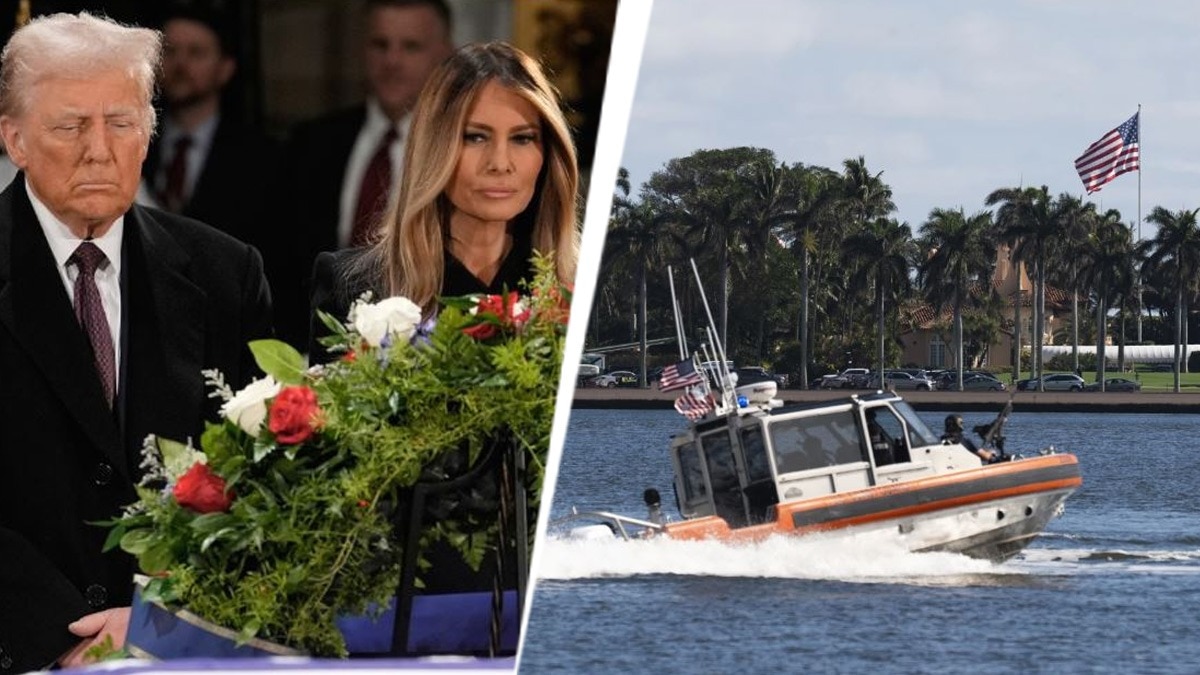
left=892, top=401, right=941, bottom=446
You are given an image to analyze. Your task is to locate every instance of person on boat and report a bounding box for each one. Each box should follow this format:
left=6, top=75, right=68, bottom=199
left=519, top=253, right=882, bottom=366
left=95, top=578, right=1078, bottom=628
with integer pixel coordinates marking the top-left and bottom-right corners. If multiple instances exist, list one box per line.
left=643, top=488, right=665, bottom=525
left=864, top=409, right=895, bottom=466
left=942, top=414, right=997, bottom=463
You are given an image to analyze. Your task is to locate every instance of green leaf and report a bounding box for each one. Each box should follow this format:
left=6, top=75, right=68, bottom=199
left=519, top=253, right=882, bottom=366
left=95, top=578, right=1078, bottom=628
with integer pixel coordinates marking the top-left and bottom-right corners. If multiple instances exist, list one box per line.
left=252, top=440, right=276, bottom=463
left=249, top=339, right=306, bottom=384
left=120, top=528, right=154, bottom=555
left=158, top=437, right=205, bottom=479
left=140, top=542, right=174, bottom=575
left=101, top=522, right=126, bottom=552
left=200, top=527, right=235, bottom=553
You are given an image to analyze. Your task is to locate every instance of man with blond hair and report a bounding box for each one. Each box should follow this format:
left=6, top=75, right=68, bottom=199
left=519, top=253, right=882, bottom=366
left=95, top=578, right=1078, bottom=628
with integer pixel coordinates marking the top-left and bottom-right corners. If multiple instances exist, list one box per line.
left=0, top=12, right=271, bottom=669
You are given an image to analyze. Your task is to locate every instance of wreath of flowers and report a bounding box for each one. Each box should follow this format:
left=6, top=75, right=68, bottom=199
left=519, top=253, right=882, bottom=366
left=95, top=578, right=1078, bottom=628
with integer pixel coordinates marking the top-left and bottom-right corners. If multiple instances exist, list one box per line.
left=103, top=255, right=569, bottom=656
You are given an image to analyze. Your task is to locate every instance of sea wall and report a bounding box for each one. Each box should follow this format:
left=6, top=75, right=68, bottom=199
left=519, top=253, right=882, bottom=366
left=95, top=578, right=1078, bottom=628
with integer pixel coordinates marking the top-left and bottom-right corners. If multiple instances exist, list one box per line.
left=572, top=387, right=1200, bottom=414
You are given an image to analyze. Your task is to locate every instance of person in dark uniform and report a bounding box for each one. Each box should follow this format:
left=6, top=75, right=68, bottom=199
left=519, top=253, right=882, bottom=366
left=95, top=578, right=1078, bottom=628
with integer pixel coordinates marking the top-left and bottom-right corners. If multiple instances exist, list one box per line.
left=865, top=409, right=895, bottom=467
left=942, top=414, right=997, bottom=463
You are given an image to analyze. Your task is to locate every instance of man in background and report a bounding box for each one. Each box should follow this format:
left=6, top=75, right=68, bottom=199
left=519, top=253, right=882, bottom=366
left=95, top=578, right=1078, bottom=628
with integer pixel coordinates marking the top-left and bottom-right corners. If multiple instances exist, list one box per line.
left=278, top=0, right=453, bottom=348
left=142, top=4, right=280, bottom=270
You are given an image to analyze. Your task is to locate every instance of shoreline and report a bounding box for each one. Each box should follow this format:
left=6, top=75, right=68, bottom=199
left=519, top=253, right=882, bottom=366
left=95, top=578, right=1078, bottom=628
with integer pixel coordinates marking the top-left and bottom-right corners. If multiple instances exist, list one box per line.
left=573, top=387, right=1200, bottom=413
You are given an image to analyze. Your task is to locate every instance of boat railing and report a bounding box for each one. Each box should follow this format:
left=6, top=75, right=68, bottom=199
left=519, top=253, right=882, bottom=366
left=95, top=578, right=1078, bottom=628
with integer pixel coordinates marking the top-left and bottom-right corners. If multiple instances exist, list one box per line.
left=550, top=507, right=666, bottom=541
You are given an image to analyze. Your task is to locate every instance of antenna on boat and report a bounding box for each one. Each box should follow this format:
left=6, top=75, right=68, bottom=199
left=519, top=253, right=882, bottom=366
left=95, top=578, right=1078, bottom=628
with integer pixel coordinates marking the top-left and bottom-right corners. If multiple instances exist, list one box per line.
left=686, top=259, right=737, bottom=414
left=667, top=266, right=688, bottom=361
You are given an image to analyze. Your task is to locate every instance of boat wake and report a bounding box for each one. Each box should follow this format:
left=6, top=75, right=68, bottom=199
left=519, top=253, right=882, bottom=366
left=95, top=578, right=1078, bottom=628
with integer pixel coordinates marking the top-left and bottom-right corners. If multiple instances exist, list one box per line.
left=1016, top=545, right=1200, bottom=571
left=536, top=530, right=1010, bottom=583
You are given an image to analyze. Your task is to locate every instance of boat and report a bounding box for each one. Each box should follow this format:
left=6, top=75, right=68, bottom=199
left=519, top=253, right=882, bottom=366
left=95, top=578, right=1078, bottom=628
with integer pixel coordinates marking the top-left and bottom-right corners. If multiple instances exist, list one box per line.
left=556, top=264, right=1082, bottom=563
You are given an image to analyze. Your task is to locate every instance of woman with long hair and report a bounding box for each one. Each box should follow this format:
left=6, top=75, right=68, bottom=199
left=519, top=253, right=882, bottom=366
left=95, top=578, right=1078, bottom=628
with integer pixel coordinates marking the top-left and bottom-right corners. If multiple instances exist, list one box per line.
left=306, top=40, right=580, bottom=656
left=310, top=40, right=580, bottom=351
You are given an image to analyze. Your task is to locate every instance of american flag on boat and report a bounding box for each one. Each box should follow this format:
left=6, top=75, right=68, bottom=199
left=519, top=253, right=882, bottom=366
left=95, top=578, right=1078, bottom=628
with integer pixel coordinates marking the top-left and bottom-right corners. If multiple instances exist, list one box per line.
left=658, top=357, right=704, bottom=392
left=674, top=391, right=714, bottom=421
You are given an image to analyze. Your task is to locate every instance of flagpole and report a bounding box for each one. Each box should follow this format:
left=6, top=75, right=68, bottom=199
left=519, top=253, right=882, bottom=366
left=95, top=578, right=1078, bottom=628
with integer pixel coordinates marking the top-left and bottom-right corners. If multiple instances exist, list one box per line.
left=1137, top=103, right=1143, bottom=344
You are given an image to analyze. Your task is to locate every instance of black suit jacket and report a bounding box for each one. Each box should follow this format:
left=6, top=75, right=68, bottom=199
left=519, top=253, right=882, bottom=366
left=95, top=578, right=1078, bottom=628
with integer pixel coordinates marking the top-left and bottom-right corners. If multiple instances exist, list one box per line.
left=277, top=106, right=367, bottom=350
left=0, top=177, right=273, bottom=672
left=142, top=116, right=280, bottom=252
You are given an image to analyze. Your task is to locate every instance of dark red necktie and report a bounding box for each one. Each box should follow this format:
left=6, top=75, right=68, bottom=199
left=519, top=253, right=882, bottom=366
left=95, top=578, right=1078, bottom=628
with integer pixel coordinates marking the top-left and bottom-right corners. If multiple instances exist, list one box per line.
left=350, top=127, right=398, bottom=247
left=162, top=135, right=193, bottom=213
left=70, top=242, right=116, bottom=407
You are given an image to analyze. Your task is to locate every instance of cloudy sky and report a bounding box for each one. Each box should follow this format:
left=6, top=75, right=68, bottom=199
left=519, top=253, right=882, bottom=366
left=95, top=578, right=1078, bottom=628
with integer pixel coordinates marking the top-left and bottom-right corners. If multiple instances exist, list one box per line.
left=609, top=0, right=1200, bottom=240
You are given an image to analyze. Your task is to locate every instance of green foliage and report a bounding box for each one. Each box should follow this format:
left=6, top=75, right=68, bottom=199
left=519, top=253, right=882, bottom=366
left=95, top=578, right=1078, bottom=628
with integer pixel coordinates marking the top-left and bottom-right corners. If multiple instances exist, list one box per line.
left=1046, top=352, right=1096, bottom=372
left=106, top=256, right=566, bottom=656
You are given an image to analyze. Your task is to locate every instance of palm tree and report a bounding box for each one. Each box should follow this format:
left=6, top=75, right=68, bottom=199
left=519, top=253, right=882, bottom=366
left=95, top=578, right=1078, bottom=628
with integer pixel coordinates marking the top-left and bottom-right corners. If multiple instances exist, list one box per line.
left=1048, top=194, right=1096, bottom=373
left=778, top=163, right=839, bottom=388
left=604, top=168, right=679, bottom=386
left=644, top=148, right=778, bottom=350
left=1079, top=210, right=1134, bottom=389
left=738, top=157, right=790, bottom=360
left=1140, top=207, right=1200, bottom=392
left=918, top=208, right=996, bottom=391
left=841, top=156, right=896, bottom=226
left=842, top=217, right=915, bottom=386
left=986, top=186, right=1056, bottom=390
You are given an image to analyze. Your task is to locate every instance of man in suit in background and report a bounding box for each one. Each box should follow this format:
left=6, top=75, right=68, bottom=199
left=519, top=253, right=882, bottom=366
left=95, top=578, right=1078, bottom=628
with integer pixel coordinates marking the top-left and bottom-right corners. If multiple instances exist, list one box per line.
left=142, top=4, right=280, bottom=272
left=0, top=12, right=272, bottom=670
left=278, top=0, right=453, bottom=349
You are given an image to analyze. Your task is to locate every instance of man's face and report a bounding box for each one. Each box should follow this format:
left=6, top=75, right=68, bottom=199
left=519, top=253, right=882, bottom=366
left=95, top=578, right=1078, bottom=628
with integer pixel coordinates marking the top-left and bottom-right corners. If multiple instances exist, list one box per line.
left=363, top=5, right=453, bottom=121
left=0, top=71, right=149, bottom=237
left=161, top=18, right=234, bottom=108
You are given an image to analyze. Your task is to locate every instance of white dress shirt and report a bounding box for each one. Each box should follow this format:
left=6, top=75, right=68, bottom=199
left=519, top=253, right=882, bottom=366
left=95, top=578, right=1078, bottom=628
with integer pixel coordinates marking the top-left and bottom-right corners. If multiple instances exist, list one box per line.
left=27, top=180, right=124, bottom=380
left=338, top=100, right=410, bottom=249
left=155, top=114, right=220, bottom=206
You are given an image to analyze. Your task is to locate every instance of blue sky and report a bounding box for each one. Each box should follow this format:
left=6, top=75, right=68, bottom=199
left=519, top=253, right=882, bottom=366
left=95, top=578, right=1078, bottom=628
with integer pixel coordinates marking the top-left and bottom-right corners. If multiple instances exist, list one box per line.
left=612, top=0, right=1200, bottom=241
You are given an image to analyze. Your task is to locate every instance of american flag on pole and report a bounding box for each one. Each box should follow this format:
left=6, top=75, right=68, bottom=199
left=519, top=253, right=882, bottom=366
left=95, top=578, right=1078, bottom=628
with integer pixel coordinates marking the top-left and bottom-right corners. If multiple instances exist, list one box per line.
left=674, top=391, right=714, bottom=421
left=1074, top=112, right=1140, bottom=194
left=658, top=357, right=704, bottom=392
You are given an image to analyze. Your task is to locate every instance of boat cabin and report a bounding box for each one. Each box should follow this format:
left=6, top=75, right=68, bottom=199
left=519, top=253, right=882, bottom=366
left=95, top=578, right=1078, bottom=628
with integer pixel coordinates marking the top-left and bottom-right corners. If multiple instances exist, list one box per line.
left=668, top=392, right=968, bottom=528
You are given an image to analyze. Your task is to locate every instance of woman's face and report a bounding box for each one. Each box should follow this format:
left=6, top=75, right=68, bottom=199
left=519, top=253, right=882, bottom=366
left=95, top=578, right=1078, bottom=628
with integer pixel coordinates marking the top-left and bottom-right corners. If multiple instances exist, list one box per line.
left=446, top=81, right=545, bottom=230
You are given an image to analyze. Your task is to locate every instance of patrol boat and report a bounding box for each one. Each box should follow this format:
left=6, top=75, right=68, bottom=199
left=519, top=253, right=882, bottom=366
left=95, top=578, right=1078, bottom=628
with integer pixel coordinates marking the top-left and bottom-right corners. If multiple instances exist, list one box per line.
left=557, top=266, right=1082, bottom=563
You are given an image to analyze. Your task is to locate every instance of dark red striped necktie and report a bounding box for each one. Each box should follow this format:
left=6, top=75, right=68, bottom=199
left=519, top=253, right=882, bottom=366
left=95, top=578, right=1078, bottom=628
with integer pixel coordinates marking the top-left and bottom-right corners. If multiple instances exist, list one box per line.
left=70, top=242, right=116, bottom=407
left=350, top=127, right=398, bottom=247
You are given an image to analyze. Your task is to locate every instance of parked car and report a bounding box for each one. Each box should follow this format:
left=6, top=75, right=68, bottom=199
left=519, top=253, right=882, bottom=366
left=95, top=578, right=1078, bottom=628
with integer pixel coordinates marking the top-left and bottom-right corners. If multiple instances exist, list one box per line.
left=1084, top=377, right=1142, bottom=392
left=935, top=370, right=999, bottom=390
left=961, top=374, right=1007, bottom=391
left=1017, top=373, right=1086, bottom=391
left=867, top=370, right=935, bottom=391
left=589, top=370, right=639, bottom=388
left=736, top=366, right=787, bottom=388
left=819, top=367, right=870, bottom=389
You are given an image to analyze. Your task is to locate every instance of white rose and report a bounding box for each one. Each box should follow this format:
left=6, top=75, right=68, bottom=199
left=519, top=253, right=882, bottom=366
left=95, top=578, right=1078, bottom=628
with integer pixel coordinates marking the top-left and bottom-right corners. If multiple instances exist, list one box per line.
left=352, top=296, right=423, bottom=347
left=220, top=375, right=281, bottom=436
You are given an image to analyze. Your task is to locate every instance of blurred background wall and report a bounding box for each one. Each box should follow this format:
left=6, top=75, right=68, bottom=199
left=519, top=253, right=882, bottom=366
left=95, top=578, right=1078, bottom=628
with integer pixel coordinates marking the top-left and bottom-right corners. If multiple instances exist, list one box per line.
left=0, top=0, right=616, bottom=173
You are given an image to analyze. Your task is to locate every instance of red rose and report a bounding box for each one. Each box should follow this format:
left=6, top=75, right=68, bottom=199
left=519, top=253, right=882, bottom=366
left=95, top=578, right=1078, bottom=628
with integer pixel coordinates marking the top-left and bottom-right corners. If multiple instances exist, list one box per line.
left=174, top=462, right=233, bottom=513
left=474, top=293, right=507, bottom=318
left=462, top=321, right=499, bottom=341
left=268, top=385, right=322, bottom=444
left=475, top=292, right=529, bottom=328
left=342, top=349, right=357, bottom=363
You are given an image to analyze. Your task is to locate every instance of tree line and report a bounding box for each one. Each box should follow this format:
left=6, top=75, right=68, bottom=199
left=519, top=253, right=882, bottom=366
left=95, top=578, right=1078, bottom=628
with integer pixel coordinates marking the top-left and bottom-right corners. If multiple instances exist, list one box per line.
left=594, top=147, right=1200, bottom=392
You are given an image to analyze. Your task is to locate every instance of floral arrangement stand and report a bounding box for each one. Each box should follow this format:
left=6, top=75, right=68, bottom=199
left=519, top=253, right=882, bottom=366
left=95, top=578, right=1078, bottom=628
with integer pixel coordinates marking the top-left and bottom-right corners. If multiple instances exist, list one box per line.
left=386, top=432, right=527, bottom=656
